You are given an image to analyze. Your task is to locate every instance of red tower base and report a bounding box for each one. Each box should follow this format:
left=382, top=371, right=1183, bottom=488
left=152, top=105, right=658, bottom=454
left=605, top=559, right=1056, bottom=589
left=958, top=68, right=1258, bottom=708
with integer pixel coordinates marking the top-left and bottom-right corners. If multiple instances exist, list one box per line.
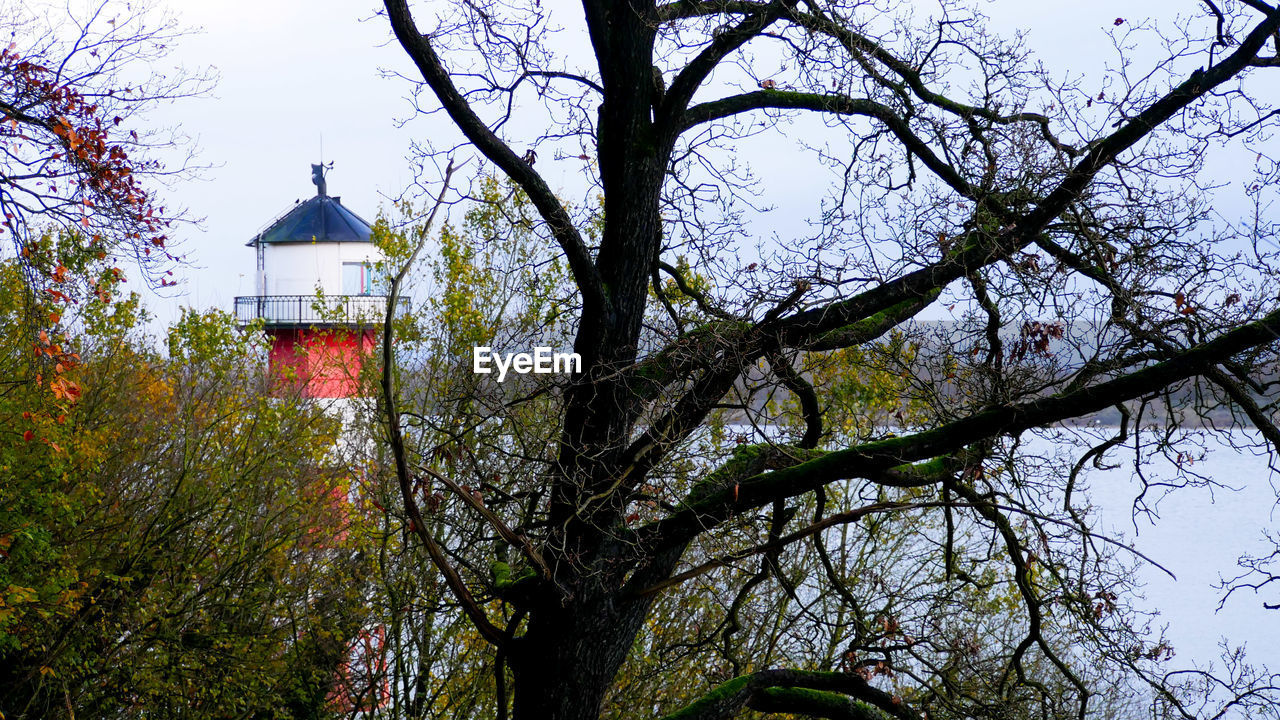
left=268, top=327, right=378, bottom=399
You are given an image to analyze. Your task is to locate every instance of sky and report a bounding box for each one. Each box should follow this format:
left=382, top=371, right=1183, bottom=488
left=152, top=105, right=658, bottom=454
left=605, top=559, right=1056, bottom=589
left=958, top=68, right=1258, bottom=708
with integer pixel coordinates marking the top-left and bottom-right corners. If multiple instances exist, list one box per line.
left=63, top=0, right=1279, bottom=678
left=141, top=0, right=1196, bottom=326
left=140, top=0, right=429, bottom=316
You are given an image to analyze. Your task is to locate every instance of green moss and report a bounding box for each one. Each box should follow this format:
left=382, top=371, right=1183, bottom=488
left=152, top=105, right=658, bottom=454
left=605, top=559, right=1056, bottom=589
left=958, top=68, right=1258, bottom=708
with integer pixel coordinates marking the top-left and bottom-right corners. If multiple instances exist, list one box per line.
left=490, top=561, right=535, bottom=590
left=889, top=455, right=952, bottom=481
left=684, top=444, right=777, bottom=505
left=634, top=360, right=668, bottom=382
left=755, top=687, right=885, bottom=719
left=659, top=676, right=753, bottom=720
left=632, top=318, right=755, bottom=390
left=816, top=287, right=942, bottom=349
left=680, top=443, right=826, bottom=512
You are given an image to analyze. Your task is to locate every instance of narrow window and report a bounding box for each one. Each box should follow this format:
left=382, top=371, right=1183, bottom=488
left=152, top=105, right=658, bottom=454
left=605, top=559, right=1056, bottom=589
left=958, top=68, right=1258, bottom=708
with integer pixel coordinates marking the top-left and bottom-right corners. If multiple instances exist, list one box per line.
left=342, top=262, right=371, bottom=295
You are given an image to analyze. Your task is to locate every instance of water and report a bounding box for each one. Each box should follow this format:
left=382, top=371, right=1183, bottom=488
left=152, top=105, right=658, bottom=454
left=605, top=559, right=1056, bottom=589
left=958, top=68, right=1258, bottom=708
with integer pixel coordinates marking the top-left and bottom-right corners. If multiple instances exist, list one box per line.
left=724, top=424, right=1280, bottom=674
left=1075, top=433, right=1280, bottom=673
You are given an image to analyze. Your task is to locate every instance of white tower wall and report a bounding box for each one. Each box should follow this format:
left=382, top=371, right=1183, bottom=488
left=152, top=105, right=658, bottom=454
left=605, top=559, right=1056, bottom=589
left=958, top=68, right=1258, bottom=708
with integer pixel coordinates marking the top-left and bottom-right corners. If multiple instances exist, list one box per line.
left=260, top=242, right=386, bottom=296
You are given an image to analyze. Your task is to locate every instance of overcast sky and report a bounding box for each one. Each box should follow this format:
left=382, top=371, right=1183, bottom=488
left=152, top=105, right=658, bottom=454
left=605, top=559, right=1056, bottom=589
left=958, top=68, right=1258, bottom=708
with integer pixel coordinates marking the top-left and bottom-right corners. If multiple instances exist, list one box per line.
left=141, top=0, right=425, bottom=314
left=143, top=0, right=1198, bottom=323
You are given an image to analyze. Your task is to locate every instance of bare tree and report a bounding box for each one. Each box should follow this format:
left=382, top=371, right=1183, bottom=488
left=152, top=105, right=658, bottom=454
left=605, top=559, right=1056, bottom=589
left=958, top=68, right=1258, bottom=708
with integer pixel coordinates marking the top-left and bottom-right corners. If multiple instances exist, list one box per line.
left=377, top=1, right=1280, bottom=718
left=0, top=0, right=209, bottom=289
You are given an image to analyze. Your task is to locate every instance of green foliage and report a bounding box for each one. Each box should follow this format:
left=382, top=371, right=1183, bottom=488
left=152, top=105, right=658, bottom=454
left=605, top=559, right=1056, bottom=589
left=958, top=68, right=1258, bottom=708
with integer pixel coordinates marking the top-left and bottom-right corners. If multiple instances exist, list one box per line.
left=0, top=256, right=374, bottom=719
left=794, top=331, right=926, bottom=442
left=167, top=306, right=261, bottom=362
left=430, top=175, right=572, bottom=356
left=653, top=255, right=718, bottom=326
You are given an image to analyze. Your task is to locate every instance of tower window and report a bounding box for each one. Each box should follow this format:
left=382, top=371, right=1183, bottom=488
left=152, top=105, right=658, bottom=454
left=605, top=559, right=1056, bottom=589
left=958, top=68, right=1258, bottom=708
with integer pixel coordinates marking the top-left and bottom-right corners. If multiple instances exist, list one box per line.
left=342, top=262, right=377, bottom=295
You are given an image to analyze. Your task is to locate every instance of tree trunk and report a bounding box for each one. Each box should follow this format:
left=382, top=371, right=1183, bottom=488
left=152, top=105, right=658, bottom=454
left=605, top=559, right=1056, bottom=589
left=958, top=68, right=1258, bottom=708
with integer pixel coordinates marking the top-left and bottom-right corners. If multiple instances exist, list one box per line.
left=509, top=595, right=652, bottom=720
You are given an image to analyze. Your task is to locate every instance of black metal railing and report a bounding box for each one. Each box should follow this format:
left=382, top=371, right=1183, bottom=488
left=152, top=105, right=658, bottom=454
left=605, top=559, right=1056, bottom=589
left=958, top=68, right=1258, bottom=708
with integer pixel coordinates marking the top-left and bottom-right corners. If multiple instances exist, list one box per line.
left=234, top=295, right=390, bottom=327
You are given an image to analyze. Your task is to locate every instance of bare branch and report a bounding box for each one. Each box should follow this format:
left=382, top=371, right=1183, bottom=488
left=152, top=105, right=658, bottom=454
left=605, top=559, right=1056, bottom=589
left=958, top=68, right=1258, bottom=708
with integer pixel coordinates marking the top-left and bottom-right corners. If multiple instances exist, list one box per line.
left=383, top=0, right=607, bottom=314
left=639, top=304, right=1280, bottom=552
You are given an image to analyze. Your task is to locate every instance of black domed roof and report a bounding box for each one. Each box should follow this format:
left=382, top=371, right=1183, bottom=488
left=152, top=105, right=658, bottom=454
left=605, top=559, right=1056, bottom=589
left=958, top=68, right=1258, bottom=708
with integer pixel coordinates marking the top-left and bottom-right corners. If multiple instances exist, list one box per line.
left=248, top=165, right=375, bottom=246
left=250, top=192, right=373, bottom=246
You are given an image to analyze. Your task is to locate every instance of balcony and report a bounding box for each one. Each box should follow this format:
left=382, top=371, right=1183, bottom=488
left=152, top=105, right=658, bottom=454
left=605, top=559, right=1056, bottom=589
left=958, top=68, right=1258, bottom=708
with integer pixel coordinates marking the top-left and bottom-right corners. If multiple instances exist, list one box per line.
left=234, top=295, right=391, bottom=328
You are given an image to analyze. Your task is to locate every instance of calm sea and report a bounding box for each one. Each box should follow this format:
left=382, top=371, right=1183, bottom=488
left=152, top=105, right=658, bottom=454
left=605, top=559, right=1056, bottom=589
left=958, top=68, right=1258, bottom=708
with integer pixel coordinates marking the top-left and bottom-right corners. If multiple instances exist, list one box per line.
left=1073, top=432, right=1280, bottom=673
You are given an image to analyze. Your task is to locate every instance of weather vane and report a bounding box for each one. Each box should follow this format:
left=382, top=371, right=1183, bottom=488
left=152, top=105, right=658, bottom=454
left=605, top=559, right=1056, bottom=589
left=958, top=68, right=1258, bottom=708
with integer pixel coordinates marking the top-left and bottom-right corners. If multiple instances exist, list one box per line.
left=311, top=161, right=333, bottom=196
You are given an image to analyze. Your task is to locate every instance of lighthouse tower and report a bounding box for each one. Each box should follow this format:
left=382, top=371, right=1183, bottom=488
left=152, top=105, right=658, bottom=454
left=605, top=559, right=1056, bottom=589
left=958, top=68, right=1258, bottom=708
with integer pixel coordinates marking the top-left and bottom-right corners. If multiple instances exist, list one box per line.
left=235, top=165, right=386, bottom=398
left=234, top=166, right=392, bottom=710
